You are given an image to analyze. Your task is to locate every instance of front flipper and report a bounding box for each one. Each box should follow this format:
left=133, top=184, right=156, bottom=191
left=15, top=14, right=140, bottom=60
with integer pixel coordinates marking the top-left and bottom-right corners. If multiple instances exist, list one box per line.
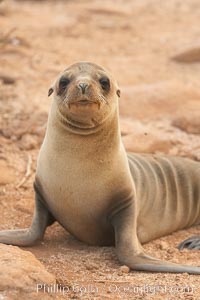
left=0, top=183, right=55, bottom=246
left=178, top=235, right=200, bottom=250
left=111, top=199, right=200, bottom=274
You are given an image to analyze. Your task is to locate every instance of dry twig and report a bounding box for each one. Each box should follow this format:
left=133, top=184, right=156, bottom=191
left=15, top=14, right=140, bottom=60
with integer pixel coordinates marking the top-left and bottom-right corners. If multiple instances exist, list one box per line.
left=16, top=154, right=32, bottom=188
left=0, top=28, right=16, bottom=49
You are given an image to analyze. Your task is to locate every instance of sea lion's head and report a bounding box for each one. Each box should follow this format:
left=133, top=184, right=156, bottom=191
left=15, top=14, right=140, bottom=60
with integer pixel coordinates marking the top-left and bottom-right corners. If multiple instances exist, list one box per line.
left=48, top=62, right=120, bottom=132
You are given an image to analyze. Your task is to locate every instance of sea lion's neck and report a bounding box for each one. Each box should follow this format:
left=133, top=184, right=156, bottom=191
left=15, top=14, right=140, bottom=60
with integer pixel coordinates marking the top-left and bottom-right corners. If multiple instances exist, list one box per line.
left=45, top=100, right=122, bottom=156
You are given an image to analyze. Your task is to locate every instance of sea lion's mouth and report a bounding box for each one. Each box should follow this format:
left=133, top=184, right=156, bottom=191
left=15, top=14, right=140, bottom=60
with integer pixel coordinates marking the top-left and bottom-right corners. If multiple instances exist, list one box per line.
left=67, top=99, right=100, bottom=109
left=77, top=100, right=94, bottom=105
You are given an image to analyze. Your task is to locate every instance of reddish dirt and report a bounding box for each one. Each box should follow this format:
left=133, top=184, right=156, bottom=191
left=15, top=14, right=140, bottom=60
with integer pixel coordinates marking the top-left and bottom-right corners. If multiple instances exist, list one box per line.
left=1, top=0, right=200, bottom=299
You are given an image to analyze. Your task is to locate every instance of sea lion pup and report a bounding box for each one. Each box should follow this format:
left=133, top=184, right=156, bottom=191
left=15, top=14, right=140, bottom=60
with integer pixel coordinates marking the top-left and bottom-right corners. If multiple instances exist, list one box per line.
left=0, top=62, right=200, bottom=274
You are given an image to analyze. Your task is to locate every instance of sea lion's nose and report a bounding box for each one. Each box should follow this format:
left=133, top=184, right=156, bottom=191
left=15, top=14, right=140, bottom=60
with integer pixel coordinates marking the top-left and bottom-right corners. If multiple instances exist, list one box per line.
left=78, top=83, right=89, bottom=94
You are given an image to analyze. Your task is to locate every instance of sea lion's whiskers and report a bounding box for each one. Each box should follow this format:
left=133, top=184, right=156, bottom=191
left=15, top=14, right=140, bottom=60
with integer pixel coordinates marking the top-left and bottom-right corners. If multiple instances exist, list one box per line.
left=99, top=94, right=109, bottom=106
left=62, top=95, right=71, bottom=109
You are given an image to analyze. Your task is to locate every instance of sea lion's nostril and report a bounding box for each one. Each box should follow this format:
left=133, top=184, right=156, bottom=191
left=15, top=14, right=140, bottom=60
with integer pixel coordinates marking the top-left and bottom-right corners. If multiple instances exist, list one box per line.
left=79, top=83, right=88, bottom=94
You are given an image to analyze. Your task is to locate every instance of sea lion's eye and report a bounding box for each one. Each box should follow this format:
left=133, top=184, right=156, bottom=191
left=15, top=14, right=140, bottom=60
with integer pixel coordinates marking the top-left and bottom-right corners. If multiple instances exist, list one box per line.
left=99, top=77, right=110, bottom=92
left=58, top=77, right=70, bottom=95
left=59, top=77, right=70, bottom=89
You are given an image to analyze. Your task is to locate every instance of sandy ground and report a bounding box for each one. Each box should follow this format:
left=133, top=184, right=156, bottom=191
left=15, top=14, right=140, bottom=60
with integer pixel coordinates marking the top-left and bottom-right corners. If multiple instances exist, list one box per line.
left=0, top=0, right=200, bottom=299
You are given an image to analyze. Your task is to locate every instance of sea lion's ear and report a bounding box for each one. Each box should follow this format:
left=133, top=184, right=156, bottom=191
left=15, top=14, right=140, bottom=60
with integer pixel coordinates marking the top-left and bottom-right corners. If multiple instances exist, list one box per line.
left=48, top=87, right=54, bottom=97
left=117, top=89, right=121, bottom=98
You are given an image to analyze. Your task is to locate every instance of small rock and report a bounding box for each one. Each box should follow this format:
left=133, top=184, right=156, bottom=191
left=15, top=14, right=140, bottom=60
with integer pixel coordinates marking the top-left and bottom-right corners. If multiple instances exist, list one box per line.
left=167, top=248, right=175, bottom=254
left=119, top=265, right=130, bottom=274
left=175, top=275, right=181, bottom=281
left=97, top=271, right=105, bottom=277
left=159, top=241, right=168, bottom=250
left=85, top=262, right=98, bottom=271
left=172, top=115, right=200, bottom=134
left=172, top=44, right=200, bottom=63
left=0, top=74, right=16, bottom=85
left=19, top=134, right=38, bottom=150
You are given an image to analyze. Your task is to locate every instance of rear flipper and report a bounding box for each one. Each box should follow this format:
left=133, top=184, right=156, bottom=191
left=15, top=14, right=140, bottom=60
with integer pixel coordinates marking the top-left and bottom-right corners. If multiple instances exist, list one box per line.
left=111, top=198, right=200, bottom=274
left=0, top=183, right=55, bottom=246
left=178, top=235, right=200, bottom=250
left=122, top=253, right=200, bottom=274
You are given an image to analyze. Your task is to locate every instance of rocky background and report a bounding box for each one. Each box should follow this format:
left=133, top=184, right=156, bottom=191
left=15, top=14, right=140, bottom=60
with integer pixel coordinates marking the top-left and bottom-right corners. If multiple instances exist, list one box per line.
left=0, top=0, right=200, bottom=299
